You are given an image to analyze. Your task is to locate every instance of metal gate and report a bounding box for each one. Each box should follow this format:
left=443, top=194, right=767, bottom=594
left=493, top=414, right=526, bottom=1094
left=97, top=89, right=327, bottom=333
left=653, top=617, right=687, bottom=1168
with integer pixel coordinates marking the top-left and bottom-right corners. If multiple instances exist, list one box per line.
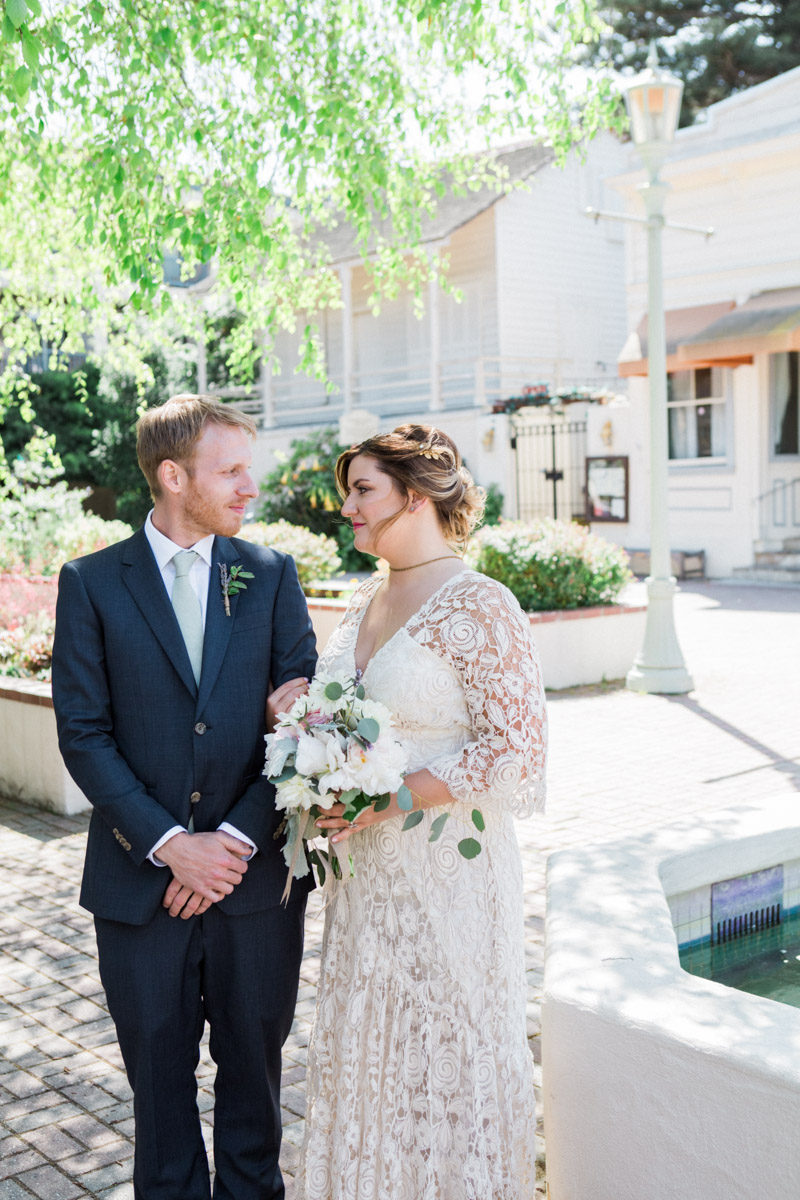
left=511, top=413, right=588, bottom=522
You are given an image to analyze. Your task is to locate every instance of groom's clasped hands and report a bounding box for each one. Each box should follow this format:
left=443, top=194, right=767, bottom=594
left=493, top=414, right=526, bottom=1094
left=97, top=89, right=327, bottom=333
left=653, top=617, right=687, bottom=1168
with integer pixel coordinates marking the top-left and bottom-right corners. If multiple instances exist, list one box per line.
left=158, top=829, right=253, bottom=919
left=158, top=673, right=315, bottom=920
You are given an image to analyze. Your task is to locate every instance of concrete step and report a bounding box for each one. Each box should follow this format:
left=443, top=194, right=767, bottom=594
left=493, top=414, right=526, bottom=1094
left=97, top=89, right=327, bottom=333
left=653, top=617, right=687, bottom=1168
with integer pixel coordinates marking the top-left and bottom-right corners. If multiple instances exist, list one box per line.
left=784, top=536, right=800, bottom=553
left=732, top=565, right=800, bottom=585
left=754, top=552, right=800, bottom=569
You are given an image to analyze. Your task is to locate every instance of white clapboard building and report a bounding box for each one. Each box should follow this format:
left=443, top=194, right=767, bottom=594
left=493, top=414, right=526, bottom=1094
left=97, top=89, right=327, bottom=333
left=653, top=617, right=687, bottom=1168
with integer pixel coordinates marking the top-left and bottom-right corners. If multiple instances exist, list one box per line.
left=240, top=134, right=630, bottom=508
left=587, top=66, right=800, bottom=580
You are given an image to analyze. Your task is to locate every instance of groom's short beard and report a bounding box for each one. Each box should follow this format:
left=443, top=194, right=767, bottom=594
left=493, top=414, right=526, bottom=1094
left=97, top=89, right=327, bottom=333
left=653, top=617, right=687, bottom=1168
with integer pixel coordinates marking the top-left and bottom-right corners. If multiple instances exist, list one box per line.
left=183, top=480, right=244, bottom=539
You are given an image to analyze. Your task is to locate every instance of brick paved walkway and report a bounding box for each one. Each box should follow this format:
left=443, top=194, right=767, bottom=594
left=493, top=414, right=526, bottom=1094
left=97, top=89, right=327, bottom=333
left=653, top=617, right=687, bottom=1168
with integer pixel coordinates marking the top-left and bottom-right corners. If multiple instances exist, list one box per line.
left=1, top=581, right=798, bottom=1198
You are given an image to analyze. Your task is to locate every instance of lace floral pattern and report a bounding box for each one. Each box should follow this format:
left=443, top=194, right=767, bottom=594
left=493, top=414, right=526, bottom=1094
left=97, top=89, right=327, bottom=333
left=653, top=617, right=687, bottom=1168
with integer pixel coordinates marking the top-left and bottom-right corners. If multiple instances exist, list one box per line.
left=296, top=570, right=547, bottom=1200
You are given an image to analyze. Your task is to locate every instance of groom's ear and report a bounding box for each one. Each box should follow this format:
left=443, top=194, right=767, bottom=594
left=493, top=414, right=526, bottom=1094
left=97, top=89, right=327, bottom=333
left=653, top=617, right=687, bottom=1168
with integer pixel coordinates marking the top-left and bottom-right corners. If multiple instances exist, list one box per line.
left=158, top=458, right=186, bottom=496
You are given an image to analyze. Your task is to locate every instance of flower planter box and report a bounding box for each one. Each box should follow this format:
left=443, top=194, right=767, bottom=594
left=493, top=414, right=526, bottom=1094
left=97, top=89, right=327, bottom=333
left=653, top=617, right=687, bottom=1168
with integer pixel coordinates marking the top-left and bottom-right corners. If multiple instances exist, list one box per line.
left=307, top=596, right=647, bottom=691
left=0, top=679, right=89, bottom=816
left=0, top=599, right=646, bottom=815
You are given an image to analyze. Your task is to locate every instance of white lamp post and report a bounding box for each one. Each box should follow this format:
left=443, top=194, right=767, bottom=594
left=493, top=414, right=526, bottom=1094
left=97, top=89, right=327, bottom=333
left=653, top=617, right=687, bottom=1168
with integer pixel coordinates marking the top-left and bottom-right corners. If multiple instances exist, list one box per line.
left=624, top=44, right=694, bottom=695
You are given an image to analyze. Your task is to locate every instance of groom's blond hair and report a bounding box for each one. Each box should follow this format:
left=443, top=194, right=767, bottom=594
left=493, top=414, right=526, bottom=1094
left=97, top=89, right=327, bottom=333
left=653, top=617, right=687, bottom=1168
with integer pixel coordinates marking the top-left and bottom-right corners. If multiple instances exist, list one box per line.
left=137, top=394, right=257, bottom=499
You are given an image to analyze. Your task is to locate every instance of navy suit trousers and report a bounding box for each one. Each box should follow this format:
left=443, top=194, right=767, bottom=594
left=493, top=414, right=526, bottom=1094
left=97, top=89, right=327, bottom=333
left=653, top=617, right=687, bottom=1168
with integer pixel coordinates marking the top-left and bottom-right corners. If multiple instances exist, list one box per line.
left=95, top=898, right=306, bottom=1200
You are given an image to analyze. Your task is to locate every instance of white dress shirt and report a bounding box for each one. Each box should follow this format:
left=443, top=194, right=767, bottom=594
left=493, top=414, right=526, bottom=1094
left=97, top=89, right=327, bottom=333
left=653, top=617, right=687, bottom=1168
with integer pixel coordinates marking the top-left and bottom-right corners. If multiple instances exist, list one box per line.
left=144, top=512, right=257, bottom=865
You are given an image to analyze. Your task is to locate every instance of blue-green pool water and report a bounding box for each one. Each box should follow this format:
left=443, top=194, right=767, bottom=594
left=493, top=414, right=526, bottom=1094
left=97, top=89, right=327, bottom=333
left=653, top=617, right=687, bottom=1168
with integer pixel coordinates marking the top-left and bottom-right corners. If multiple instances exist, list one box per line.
left=680, top=909, right=800, bottom=1009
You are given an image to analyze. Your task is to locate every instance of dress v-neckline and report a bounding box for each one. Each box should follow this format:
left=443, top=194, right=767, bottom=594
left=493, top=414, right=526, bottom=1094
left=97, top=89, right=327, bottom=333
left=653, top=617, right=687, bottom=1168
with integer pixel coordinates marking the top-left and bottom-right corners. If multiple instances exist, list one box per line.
left=352, top=568, right=474, bottom=680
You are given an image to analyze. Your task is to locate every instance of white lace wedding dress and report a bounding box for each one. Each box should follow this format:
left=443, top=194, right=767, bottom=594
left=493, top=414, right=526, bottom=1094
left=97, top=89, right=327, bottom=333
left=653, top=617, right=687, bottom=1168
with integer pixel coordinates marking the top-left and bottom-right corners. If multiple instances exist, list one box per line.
left=296, top=569, right=547, bottom=1200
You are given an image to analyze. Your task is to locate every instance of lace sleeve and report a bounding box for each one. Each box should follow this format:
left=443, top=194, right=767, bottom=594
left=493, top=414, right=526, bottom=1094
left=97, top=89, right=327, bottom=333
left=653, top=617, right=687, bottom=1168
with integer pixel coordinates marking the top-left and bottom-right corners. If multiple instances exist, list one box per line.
left=410, top=574, right=547, bottom=816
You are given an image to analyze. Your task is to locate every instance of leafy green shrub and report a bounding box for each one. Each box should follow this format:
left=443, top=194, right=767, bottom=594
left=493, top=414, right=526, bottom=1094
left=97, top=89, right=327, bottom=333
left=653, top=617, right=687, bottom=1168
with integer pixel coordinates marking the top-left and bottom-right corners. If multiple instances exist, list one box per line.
left=466, top=519, right=632, bottom=611
left=0, top=353, right=177, bottom=527
left=0, top=432, right=132, bottom=576
left=238, top=520, right=342, bottom=588
left=480, top=482, right=504, bottom=527
left=257, top=427, right=373, bottom=574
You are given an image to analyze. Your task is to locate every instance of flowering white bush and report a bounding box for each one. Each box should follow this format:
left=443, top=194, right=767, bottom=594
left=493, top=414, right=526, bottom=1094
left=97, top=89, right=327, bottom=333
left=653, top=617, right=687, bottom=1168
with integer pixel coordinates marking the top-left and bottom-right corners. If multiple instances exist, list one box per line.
left=465, top=518, right=631, bottom=611
left=238, top=519, right=341, bottom=587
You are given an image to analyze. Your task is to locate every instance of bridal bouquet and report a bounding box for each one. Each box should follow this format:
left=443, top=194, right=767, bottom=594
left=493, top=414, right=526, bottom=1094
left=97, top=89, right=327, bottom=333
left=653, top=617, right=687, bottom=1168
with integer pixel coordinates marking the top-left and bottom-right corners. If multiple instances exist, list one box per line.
left=264, top=671, right=412, bottom=897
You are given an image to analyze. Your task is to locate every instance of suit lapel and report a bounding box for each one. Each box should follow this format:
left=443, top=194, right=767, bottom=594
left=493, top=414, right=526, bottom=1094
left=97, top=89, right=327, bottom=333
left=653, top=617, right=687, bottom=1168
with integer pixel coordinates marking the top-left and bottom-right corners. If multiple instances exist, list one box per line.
left=196, top=537, right=238, bottom=715
left=121, top=529, right=198, bottom=697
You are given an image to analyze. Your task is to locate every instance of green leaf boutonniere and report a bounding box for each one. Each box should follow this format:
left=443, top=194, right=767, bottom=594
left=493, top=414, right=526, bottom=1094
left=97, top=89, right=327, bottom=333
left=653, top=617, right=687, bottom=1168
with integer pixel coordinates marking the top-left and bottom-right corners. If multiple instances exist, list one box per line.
left=219, top=562, right=254, bottom=616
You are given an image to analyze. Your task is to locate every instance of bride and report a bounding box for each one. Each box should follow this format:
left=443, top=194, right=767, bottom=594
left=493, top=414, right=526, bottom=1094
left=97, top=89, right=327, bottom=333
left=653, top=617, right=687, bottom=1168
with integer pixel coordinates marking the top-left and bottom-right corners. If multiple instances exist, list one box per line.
left=269, top=423, right=546, bottom=1200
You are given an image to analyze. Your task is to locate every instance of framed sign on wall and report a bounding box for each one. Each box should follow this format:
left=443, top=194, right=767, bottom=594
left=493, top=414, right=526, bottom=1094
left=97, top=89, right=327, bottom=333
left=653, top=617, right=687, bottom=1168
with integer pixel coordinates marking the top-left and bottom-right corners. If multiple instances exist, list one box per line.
left=586, top=456, right=629, bottom=523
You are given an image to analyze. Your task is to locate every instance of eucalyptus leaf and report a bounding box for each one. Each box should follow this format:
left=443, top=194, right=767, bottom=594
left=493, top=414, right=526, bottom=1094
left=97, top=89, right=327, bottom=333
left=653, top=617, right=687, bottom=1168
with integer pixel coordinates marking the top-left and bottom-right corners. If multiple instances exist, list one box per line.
left=270, top=765, right=299, bottom=785
left=428, top=812, right=450, bottom=842
left=355, top=684, right=366, bottom=699
left=396, top=783, right=413, bottom=812
left=372, top=794, right=391, bottom=813
left=309, top=848, right=326, bottom=886
left=356, top=716, right=380, bottom=743
left=471, top=808, right=485, bottom=832
left=458, top=837, right=482, bottom=859
left=324, top=681, right=343, bottom=701
left=338, top=788, right=360, bottom=807
left=402, top=811, right=424, bottom=831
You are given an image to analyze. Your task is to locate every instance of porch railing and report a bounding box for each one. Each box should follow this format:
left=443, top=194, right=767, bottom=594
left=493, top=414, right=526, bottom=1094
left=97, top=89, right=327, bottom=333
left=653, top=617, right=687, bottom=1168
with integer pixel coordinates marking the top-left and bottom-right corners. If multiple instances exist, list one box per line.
left=217, top=355, right=622, bottom=429
left=755, top=476, right=800, bottom=543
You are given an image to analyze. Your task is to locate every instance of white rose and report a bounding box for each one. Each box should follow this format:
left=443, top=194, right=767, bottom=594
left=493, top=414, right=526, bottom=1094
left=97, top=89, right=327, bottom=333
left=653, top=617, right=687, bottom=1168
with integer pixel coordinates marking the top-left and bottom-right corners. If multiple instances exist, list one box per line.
left=294, top=731, right=333, bottom=777
left=274, top=773, right=319, bottom=813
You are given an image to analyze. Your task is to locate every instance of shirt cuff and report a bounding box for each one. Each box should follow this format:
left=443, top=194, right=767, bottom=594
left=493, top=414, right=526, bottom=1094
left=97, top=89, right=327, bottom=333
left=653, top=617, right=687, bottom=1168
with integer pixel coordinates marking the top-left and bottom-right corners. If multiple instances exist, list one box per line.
left=219, top=822, right=258, bottom=860
left=148, top=826, right=186, bottom=866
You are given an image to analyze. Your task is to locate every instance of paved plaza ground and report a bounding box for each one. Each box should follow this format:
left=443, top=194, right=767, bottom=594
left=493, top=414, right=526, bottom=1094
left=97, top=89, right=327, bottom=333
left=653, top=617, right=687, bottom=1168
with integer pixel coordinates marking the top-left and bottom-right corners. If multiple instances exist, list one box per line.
left=1, top=580, right=798, bottom=1199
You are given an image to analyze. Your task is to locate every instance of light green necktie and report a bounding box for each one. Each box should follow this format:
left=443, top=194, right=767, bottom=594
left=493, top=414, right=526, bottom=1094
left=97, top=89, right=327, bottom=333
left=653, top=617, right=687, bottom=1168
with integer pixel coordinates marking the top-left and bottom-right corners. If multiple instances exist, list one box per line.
left=171, top=549, right=204, bottom=685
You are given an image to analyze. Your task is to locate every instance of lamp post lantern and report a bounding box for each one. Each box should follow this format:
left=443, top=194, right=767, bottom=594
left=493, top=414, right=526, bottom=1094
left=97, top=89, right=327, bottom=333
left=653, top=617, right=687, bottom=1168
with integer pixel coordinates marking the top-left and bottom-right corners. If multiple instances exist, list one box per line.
left=624, top=44, right=694, bottom=695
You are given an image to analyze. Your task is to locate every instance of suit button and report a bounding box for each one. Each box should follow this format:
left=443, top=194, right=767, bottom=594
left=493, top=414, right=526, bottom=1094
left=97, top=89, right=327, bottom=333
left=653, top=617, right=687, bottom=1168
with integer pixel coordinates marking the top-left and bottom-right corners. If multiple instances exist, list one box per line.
left=190, top=791, right=201, bottom=804
left=194, top=722, right=207, bottom=735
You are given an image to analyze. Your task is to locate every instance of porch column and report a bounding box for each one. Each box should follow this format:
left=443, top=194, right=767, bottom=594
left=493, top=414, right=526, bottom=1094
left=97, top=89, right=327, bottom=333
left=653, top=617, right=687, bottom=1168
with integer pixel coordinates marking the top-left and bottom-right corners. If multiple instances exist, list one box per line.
left=340, top=265, right=355, bottom=414
left=258, top=352, right=275, bottom=429
left=196, top=340, right=207, bottom=393
left=429, top=258, right=442, bottom=412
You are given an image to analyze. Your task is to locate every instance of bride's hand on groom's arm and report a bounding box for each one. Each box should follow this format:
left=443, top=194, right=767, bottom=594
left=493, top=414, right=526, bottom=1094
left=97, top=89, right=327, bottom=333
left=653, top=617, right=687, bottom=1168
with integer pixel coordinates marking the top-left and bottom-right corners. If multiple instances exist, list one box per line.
left=266, top=676, right=309, bottom=732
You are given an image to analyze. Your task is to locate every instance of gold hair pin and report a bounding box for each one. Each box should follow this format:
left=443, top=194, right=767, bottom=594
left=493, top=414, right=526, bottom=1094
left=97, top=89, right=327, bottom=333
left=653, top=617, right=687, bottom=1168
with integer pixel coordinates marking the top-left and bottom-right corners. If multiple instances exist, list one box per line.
left=418, top=444, right=446, bottom=461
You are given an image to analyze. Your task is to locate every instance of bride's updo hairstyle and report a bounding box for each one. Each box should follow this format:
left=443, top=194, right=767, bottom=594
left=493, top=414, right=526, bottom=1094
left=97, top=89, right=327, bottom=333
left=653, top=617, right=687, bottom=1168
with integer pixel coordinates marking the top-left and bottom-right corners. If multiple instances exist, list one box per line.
left=334, top=423, right=485, bottom=550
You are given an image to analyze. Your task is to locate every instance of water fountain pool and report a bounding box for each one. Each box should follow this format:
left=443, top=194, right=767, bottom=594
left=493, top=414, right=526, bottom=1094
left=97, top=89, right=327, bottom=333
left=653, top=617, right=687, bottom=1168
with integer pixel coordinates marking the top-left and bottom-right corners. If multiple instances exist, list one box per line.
left=542, top=798, right=800, bottom=1200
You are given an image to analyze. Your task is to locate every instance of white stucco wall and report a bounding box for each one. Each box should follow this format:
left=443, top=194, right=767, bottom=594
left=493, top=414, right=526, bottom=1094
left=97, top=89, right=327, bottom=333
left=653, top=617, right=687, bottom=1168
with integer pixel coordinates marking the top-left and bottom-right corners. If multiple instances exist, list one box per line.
left=586, top=365, right=764, bottom=577
left=607, top=67, right=800, bottom=573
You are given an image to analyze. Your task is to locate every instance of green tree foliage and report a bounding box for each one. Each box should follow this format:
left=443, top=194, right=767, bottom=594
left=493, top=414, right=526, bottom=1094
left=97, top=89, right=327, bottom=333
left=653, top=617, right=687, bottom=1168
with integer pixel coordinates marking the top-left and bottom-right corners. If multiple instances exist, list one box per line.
left=0, top=0, right=620, bottom=399
left=1, top=365, right=102, bottom=481
left=0, top=354, right=175, bottom=525
left=586, top=1, right=800, bottom=124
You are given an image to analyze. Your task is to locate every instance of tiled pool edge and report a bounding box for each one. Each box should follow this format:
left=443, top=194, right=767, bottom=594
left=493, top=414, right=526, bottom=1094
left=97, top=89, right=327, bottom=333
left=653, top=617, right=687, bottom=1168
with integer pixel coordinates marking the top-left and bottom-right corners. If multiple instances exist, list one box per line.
left=542, top=797, right=800, bottom=1200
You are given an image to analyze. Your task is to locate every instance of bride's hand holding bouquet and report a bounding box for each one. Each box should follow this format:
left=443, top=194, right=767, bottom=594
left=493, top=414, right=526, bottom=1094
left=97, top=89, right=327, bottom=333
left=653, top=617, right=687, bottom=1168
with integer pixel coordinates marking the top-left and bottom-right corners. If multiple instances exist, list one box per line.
left=264, top=670, right=413, bottom=897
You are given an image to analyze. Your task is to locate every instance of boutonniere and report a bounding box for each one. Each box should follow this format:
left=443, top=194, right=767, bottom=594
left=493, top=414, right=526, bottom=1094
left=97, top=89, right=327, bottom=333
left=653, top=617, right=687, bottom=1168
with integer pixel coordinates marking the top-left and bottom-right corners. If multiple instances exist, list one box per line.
left=218, top=563, right=254, bottom=616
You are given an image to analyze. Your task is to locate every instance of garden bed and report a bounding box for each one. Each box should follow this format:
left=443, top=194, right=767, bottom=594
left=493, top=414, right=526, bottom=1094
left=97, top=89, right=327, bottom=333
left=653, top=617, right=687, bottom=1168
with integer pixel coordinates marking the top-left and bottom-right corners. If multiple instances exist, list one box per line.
left=0, top=598, right=646, bottom=814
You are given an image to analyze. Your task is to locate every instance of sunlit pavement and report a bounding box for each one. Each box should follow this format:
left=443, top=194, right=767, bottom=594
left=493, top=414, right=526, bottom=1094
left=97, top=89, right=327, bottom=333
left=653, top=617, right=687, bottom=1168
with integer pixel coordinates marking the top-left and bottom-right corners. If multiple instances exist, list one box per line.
left=1, top=580, right=798, bottom=1198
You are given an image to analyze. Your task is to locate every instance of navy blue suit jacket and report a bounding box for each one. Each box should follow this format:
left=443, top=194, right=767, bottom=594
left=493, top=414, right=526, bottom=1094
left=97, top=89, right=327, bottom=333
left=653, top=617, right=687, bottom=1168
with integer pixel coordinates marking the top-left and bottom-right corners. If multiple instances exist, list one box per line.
left=52, top=528, right=318, bottom=925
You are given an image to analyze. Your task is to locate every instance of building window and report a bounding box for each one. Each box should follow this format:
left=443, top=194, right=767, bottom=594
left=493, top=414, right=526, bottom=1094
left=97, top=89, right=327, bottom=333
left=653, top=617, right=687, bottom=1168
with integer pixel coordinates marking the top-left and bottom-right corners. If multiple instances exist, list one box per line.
left=667, top=367, right=728, bottom=461
left=771, top=351, right=799, bottom=457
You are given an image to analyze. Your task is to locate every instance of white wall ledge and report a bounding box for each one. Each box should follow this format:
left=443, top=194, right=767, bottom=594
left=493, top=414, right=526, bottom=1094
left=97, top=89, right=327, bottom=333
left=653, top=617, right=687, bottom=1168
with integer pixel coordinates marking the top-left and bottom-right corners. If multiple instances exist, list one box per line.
left=543, top=798, right=800, bottom=1200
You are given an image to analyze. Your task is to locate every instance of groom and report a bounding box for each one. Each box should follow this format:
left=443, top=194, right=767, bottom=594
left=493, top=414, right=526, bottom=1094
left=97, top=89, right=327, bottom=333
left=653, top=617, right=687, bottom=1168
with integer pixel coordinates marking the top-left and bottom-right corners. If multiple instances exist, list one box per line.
left=52, top=395, right=317, bottom=1200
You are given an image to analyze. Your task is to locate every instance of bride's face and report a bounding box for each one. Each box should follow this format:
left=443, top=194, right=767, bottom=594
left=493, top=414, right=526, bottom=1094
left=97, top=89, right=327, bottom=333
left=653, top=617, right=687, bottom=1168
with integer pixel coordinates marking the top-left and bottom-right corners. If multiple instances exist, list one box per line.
left=340, top=454, right=409, bottom=557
